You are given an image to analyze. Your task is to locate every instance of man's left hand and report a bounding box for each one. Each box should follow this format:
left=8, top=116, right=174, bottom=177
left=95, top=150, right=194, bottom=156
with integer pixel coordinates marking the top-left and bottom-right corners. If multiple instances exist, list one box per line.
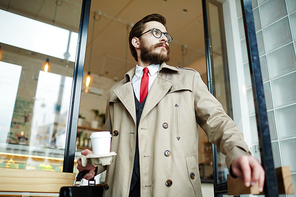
left=231, top=155, right=265, bottom=192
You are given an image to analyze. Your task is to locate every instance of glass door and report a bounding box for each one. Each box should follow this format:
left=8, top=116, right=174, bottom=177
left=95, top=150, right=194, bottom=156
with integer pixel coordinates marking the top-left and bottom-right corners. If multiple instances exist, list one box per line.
left=203, top=0, right=232, bottom=194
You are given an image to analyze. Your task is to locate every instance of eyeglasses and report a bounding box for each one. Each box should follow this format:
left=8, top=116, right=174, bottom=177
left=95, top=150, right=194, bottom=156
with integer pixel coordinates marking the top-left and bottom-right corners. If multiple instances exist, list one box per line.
left=138, top=28, right=173, bottom=43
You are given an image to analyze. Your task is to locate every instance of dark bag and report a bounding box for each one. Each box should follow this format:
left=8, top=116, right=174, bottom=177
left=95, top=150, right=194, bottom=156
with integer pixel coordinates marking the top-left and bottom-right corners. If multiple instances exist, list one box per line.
left=59, top=171, right=104, bottom=197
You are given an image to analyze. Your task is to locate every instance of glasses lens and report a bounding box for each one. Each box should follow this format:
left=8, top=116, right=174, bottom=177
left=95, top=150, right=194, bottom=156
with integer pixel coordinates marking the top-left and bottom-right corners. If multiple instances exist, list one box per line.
left=152, top=29, right=162, bottom=38
left=164, top=33, right=172, bottom=43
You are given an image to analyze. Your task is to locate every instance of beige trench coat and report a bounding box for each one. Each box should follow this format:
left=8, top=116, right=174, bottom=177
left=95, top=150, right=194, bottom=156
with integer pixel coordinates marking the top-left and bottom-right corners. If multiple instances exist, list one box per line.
left=102, top=63, right=250, bottom=197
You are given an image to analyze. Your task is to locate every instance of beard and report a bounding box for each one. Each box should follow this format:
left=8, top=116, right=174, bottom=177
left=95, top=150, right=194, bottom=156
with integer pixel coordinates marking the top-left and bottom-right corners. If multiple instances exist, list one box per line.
left=140, top=42, right=170, bottom=64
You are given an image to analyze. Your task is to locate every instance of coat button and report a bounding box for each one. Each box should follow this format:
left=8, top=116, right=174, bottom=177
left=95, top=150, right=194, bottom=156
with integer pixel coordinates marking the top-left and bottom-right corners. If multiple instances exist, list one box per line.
left=165, top=179, right=172, bottom=187
left=113, top=130, right=119, bottom=136
left=190, top=173, right=195, bottom=180
left=164, top=150, right=171, bottom=157
left=162, top=122, right=168, bottom=129
left=103, top=183, right=109, bottom=190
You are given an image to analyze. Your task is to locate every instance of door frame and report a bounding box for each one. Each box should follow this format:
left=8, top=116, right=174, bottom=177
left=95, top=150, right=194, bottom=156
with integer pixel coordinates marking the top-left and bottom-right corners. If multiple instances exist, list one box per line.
left=202, top=0, right=278, bottom=196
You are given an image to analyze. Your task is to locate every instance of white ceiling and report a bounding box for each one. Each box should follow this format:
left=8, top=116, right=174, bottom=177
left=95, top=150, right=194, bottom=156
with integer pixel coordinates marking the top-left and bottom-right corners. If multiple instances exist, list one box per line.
left=0, top=0, right=208, bottom=81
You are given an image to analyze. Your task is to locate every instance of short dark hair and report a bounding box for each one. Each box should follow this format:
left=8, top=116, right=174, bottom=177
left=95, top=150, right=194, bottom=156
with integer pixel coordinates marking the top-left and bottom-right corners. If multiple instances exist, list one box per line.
left=129, top=13, right=166, bottom=61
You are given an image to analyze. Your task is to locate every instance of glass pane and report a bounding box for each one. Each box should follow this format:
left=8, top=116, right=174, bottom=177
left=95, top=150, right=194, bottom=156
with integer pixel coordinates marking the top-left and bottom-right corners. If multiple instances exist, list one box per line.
left=266, top=43, right=296, bottom=79
left=286, top=0, right=296, bottom=14
left=236, top=0, right=242, bottom=17
left=253, top=8, right=261, bottom=31
left=272, top=72, right=296, bottom=108
left=268, top=111, right=277, bottom=140
left=207, top=0, right=233, bottom=185
left=276, top=104, right=296, bottom=139
left=263, top=17, right=292, bottom=52
left=292, top=174, right=296, bottom=197
left=271, top=142, right=281, bottom=168
left=260, top=56, right=269, bottom=82
left=244, top=62, right=251, bottom=88
left=252, top=0, right=258, bottom=8
left=281, top=138, right=296, bottom=172
left=258, top=0, right=268, bottom=5
left=250, top=116, right=258, bottom=144
left=260, top=0, right=287, bottom=28
left=241, top=39, right=248, bottom=63
left=257, top=31, right=265, bottom=55
left=247, top=88, right=255, bottom=115
left=263, top=82, right=273, bottom=110
left=290, top=12, right=296, bottom=41
left=238, top=17, right=245, bottom=39
left=0, top=0, right=82, bottom=173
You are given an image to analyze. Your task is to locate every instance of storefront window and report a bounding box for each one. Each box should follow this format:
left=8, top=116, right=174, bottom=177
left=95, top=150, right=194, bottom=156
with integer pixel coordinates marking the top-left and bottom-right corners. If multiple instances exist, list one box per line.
left=0, top=0, right=82, bottom=173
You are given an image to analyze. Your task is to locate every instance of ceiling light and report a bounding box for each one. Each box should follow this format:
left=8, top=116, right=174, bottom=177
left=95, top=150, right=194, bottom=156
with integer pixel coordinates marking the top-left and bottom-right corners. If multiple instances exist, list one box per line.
left=41, top=58, right=52, bottom=72
left=83, top=12, right=100, bottom=93
left=83, top=71, right=93, bottom=93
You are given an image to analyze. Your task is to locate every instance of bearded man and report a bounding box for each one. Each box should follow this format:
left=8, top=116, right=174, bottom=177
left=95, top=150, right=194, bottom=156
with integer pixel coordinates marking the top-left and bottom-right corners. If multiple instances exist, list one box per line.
left=77, top=13, right=265, bottom=197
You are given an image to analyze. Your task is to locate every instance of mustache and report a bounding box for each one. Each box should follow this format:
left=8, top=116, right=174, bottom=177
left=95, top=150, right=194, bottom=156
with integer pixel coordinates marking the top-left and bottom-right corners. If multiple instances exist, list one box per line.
left=154, top=42, right=169, bottom=50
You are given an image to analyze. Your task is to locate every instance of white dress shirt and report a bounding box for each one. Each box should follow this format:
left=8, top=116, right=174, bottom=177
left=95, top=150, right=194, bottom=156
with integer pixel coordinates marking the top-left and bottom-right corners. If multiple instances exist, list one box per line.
left=132, top=64, right=160, bottom=102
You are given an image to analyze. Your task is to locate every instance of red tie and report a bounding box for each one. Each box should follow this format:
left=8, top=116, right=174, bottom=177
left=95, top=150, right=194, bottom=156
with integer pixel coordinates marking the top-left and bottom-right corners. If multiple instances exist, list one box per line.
left=140, top=67, right=149, bottom=103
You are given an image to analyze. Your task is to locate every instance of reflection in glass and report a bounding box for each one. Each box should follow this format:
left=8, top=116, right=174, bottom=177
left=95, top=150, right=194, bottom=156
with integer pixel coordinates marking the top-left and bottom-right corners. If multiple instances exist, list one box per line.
left=207, top=0, right=232, bottom=185
left=30, top=71, right=72, bottom=148
left=0, top=0, right=81, bottom=174
left=0, top=62, right=22, bottom=143
left=0, top=10, right=78, bottom=62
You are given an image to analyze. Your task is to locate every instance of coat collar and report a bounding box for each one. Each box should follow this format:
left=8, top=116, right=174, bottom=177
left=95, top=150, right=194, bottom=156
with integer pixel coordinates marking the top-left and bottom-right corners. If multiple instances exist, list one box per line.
left=124, top=62, right=178, bottom=82
left=110, top=62, right=179, bottom=125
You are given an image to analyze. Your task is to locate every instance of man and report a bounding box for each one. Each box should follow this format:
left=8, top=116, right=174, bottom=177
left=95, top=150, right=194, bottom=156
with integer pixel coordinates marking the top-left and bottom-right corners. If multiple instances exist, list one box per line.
left=77, top=13, right=265, bottom=197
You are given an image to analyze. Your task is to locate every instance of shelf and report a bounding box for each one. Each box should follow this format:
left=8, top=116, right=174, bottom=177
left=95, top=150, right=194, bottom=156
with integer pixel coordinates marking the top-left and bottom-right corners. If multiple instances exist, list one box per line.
left=0, top=152, right=77, bottom=163
left=77, top=126, right=103, bottom=131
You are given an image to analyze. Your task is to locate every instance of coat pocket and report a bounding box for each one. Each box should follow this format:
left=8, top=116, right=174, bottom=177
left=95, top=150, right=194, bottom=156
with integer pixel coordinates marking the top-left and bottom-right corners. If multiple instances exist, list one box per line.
left=185, top=155, right=202, bottom=196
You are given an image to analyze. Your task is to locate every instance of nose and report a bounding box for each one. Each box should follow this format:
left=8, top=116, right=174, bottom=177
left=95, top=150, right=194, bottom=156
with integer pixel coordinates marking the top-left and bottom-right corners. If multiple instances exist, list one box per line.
left=160, top=34, right=168, bottom=43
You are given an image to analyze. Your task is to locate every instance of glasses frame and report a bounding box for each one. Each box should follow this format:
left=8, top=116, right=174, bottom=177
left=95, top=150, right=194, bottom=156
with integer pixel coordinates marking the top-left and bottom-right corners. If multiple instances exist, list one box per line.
left=138, top=28, right=173, bottom=43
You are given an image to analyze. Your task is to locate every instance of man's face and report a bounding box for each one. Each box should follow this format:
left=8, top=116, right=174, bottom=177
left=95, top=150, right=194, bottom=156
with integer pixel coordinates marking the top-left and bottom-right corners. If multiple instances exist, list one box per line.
left=139, top=21, right=170, bottom=64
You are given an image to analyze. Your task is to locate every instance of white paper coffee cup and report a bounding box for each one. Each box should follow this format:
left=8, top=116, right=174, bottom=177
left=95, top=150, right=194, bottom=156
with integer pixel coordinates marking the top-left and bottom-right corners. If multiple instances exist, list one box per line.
left=90, top=131, right=112, bottom=155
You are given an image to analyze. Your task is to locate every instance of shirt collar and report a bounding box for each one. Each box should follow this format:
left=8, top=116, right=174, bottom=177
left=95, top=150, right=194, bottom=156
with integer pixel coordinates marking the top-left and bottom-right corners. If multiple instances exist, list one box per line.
left=135, top=64, right=160, bottom=78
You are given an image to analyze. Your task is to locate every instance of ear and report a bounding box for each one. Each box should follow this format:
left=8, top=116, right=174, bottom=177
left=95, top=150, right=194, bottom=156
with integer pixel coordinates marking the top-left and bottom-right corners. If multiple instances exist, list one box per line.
left=131, top=37, right=140, bottom=49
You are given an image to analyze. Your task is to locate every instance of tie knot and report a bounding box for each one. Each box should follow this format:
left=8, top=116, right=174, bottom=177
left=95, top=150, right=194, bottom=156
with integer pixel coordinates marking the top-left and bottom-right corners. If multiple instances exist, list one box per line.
left=143, top=67, right=149, bottom=74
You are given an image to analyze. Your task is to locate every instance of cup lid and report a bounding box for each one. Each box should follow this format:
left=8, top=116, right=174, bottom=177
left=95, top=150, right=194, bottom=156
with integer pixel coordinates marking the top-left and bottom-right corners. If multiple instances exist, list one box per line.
left=90, top=131, right=111, bottom=138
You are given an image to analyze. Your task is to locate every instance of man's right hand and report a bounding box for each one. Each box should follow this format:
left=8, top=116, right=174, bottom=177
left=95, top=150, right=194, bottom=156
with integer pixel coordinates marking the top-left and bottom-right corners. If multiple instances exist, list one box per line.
left=76, top=149, right=96, bottom=180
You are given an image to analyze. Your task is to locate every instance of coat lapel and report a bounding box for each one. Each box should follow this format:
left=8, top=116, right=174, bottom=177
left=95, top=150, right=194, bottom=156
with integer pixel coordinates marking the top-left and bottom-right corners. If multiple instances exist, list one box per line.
left=140, top=73, right=173, bottom=121
left=112, top=68, right=136, bottom=125
left=111, top=64, right=178, bottom=125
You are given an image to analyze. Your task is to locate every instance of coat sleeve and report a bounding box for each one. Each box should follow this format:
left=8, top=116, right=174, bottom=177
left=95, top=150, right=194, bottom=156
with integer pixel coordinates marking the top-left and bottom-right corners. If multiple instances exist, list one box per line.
left=192, top=71, right=251, bottom=170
